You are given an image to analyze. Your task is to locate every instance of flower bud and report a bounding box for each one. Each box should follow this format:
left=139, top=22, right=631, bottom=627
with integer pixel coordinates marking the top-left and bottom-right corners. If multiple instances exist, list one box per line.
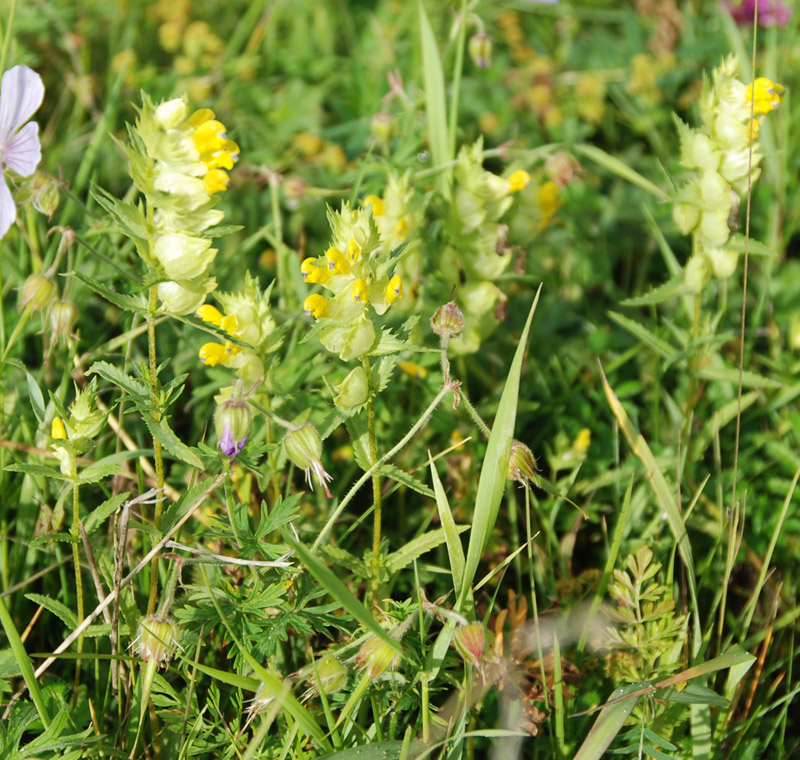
left=454, top=622, right=486, bottom=667
left=357, top=637, right=399, bottom=679
left=508, top=440, right=539, bottom=486
left=28, top=173, right=60, bottom=217
left=371, top=113, right=394, bottom=144
left=135, top=614, right=179, bottom=666
left=157, top=279, right=217, bottom=316
left=215, top=392, right=252, bottom=458
left=431, top=301, right=465, bottom=340
left=312, top=654, right=347, bottom=694
left=684, top=253, right=709, bottom=293
left=672, top=202, right=699, bottom=235
left=154, top=98, right=188, bottom=129
left=468, top=33, right=492, bottom=68
left=49, top=299, right=77, bottom=339
left=283, top=424, right=333, bottom=497
left=704, top=246, right=738, bottom=279
left=21, top=274, right=56, bottom=311
left=334, top=366, right=369, bottom=411
left=544, top=151, right=581, bottom=187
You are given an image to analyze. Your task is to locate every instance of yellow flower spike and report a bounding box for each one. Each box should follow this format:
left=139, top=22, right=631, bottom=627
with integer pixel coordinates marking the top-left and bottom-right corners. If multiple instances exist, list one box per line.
left=220, top=315, right=239, bottom=335
left=508, top=169, right=531, bottom=193
left=394, top=218, right=408, bottom=239
left=193, top=119, right=227, bottom=153
left=304, top=294, right=329, bottom=318
left=196, top=304, right=224, bottom=326
left=301, top=257, right=330, bottom=284
left=746, top=77, right=784, bottom=116
left=363, top=194, right=385, bottom=217
left=51, top=417, right=67, bottom=440
left=398, top=361, right=427, bottom=379
left=204, top=168, right=230, bottom=194
left=346, top=238, right=361, bottom=263
left=199, top=342, right=229, bottom=366
left=385, top=274, right=402, bottom=304
left=325, top=246, right=349, bottom=275
left=351, top=278, right=368, bottom=304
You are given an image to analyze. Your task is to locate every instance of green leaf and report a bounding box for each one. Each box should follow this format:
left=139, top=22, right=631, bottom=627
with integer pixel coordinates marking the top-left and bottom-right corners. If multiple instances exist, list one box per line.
left=72, top=272, right=149, bottom=315
left=692, top=392, right=759, bottom=461
left=87, top=360, right=150, bottom=400
left=24, top=593, right=77, bottom=630
left=574, top=143, right=667, bottom=200
left=385, top=526, right=469, bottom=575
left=317, top=545, right=368, bottom=578
left=572, top=682, right=645, bottom=760
left=429, top=453, right=465, bottom=597
left=5, top=463, right=69, bottom=481
left=141, top=413, right=205, bottom=470
left=284, top=534, right=404, bottom=659
left=83, top=492, right=130, bottom=535
left=725, top=234, right=775, bottom=257
left=459, top=287, right=541, bottom=610
left=601, top=368, right=701, bottom=654
left=657, top=683, right=728, bottom=706
left=608, top=311, right=675, bottom=359
left=419, top=0, right=451, bottom=195
left=344, top=414, right=371, bottom=472
left=378, top=463, right=434, bottom=498
left=696, top=365, right=781, bottom=389
left=620, top=275, right=691, bottom=307
left=318, top=742, right=410, bottom=760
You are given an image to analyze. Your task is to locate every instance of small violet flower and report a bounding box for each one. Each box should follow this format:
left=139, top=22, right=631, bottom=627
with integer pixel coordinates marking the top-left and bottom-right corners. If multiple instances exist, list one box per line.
left=0, top=66, right=44, bottom=238
left=723, top=0, right=792, bottom=27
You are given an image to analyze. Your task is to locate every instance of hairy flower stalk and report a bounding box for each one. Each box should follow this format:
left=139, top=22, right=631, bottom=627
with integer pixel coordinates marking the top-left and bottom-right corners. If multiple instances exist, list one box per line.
left=119, top=94, right=239, bottom=613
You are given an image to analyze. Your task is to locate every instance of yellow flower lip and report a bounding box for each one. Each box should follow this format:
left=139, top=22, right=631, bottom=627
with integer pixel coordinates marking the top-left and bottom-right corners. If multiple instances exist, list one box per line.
left=351, top=278, right=368, bottom=304
left=346, top=238, right=361, bottom=263
left=301, top=257, right=330, bottom=284
left=199, top=342, right=228, bottom=366
left=385, top=274, right=402, bottom=304
left=196, top=304, right=224, bottom=326
left=304, top=293, right=329, bottom=319
left=746, top=77, right=785, bottom=116
left=363, top=194, right=384, bottom=216
left=325, top=247, right=349, bottom=275
left=51, top=417, right=67, bottom=440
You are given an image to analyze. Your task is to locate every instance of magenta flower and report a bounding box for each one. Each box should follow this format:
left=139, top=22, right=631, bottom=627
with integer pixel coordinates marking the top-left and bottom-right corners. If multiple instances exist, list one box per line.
left=0, top=66, right=44, bottom=238
left=723, top=0, right=792, bottom=27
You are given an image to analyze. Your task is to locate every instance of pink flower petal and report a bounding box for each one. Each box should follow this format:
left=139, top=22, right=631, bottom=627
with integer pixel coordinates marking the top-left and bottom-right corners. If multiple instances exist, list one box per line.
left=0, top=175, right=17, bottom=239
left=4, top=122, right=41, bottom=177
left=0, top=66, right=44, bottom=143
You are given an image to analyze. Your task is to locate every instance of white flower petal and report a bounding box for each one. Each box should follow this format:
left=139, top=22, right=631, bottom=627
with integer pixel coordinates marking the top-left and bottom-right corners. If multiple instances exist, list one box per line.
left=0, top=66, right=44, bottom=142
left=0, top=175, right=16, bottom=239
left=4, top=122, right=41, bottom=176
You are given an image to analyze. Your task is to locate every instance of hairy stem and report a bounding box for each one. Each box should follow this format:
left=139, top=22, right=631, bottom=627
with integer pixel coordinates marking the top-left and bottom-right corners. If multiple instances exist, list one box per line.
left=364, top=356, right=383, bottom=607
left=146, top=286, right=165, bottom=616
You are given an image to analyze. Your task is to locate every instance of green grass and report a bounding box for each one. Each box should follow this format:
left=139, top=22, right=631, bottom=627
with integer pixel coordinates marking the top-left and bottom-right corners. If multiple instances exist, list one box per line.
left=0, top=0, right=798, bottom=758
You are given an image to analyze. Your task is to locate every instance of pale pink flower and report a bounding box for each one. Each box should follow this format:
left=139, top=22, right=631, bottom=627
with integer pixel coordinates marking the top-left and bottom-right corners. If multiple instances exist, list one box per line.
left=0, top=66, right=44, bottom=238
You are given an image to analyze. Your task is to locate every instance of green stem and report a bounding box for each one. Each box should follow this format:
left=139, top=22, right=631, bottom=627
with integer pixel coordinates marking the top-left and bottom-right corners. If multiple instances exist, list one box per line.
left=312, top=385, right=449, bottom=552
left=363, top=357, right=383, bottom=607
left=70, top=459, right=84, bottom=698
left=146, top=286, right=165, bottom=616
left=447, top=0, right=469, bottom=162
left=0, top=0, right=19, bottom=77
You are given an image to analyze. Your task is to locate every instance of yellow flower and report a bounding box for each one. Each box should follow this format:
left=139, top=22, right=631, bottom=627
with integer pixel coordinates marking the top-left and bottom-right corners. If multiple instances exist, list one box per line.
left=363, top=194, right=384, bottom=217
left=346, top=238, right=361, bottom=263
left=204, top=168, right=230, bottom=194
left=385, top=275, right=402, bottom=304
left=304, top=294, right=329, bottom=318
left=325, top=246, right=349, bottom=275
left=574, top=428, right=591, bottom=452
left=398, top=361, right=427, bottom=379
left=196, top=304, right=224, bottom=326
left=746, top=77, right=784, bottom=116
left=393, top=218, right=408, bottom=239
left=508, top=169, right=531, bottom=193
left=186, top=110, right=239, bottom=193
left=301, top=257, right=330, bottom=284
left=351, top=278, right=368, bottom=304
left=199, top=342, right=229, bottom=366
left=51, top=417, right=67, bottom=440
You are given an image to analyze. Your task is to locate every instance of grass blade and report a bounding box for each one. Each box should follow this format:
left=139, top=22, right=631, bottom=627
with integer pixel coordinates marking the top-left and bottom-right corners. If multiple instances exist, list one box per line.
left=458, top=285, right=542, bottom=610
left=428, top=452, right=466, bottom=597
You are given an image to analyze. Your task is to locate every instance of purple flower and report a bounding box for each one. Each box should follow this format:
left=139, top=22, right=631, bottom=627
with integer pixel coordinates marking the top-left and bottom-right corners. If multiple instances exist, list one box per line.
left=723, top=0, right=792, bottom=27
left=218, top=418, right=249, bottom=457
left=0, top=66, right=44, bottom=238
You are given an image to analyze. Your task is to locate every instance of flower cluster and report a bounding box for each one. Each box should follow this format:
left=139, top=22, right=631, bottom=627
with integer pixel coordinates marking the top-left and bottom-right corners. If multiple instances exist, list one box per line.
left=672, top=57, right=783, bottom=290
left=196, top=273, right=283, bottom=386
left=439, top=140, right=527, bottom=354
left=129, top=96, right=239, bottom=314
left=301, top=201, right=405, bottom=361
left=50, top=379, right=106, bottom=475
